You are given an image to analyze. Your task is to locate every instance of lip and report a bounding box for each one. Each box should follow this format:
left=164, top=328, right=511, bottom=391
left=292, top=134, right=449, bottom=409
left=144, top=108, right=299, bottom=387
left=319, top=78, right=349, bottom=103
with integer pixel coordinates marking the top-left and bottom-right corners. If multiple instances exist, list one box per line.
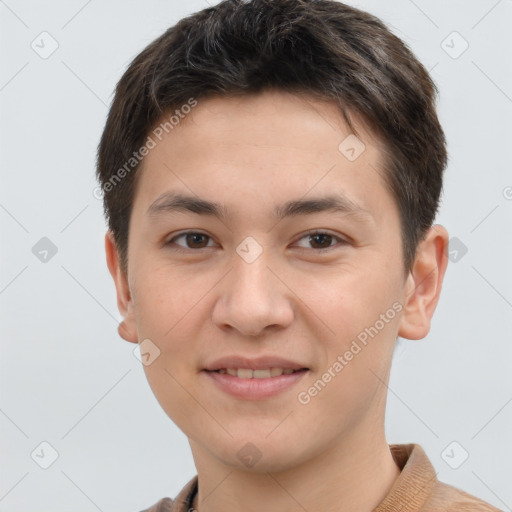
left=203, top=368, right=309, bottom=400
left=203, top=355, right=308, bottom=372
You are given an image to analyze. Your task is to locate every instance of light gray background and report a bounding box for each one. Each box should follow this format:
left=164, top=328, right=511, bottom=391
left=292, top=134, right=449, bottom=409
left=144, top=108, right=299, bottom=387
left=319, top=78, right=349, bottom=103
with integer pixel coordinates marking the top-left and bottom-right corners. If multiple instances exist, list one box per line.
left=1, top=0, right=511, bottom=511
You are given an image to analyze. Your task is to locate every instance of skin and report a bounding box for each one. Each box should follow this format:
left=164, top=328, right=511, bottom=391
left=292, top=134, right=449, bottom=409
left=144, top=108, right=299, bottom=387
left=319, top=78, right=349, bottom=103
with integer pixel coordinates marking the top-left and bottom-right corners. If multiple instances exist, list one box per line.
left=106, top=89, right=449, bottom=512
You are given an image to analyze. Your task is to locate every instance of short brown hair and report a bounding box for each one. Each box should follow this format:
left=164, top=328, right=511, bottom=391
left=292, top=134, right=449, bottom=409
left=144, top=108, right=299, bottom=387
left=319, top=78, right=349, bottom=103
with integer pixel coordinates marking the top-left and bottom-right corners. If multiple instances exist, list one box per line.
left=96, top=0, right=447, bottom=276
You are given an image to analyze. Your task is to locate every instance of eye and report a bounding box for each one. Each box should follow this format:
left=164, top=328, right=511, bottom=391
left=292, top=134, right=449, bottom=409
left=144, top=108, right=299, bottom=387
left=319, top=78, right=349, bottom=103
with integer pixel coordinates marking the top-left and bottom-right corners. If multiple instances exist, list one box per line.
left=166, top=231, right=216, bottom=251
left=293, top=230, right=348, bottom=252
left=165, top=229, right=348, bottom=253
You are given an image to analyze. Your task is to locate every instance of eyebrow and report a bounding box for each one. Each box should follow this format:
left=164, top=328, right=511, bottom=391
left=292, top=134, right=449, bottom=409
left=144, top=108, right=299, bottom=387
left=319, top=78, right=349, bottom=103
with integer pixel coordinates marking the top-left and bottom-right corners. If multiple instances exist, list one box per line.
left=146, top=191, right=374, bottom=223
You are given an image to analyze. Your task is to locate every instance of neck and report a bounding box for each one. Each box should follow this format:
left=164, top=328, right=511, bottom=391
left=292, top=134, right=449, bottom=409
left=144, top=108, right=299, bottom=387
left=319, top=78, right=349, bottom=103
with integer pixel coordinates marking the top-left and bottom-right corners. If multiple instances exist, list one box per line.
left=190, top=427, right=401, bottom=512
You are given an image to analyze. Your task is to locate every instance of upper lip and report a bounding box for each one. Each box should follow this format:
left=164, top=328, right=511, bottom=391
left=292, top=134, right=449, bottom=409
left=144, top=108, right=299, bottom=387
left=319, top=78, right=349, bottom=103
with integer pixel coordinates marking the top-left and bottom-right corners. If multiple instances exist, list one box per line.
left=204, top=355, right=309, bottom=371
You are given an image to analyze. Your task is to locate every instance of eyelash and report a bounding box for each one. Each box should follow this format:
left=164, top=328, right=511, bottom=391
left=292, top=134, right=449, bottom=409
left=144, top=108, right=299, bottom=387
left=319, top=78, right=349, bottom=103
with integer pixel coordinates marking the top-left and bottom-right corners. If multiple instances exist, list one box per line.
left=165, top=230, right=348, bottom=254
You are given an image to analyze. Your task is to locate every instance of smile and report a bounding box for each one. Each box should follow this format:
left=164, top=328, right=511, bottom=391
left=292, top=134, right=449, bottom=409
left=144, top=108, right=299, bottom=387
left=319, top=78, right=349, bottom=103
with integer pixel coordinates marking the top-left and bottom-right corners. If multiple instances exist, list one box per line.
left=204, top=368, right=309, bottom=399
left=214, top=368, right=304, bottom=378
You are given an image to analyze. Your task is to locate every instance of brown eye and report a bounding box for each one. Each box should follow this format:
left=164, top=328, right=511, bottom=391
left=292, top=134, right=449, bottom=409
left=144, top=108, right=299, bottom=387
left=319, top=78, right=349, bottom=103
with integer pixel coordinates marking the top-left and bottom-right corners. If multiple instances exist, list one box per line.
left=308, top=233, right=334, bottom=249
left=184, top=233, right=210, bottom=248
left=294, top=230, right=347, bottom=252
left=166, top=232, right=214, bottom=250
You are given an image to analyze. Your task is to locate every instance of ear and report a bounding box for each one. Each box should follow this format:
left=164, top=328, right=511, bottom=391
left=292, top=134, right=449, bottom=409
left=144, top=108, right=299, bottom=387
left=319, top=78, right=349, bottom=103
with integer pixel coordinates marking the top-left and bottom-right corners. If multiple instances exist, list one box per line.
left=398, top=224, right=449, bottom=340
left=105, top=231, right=138, bottom=344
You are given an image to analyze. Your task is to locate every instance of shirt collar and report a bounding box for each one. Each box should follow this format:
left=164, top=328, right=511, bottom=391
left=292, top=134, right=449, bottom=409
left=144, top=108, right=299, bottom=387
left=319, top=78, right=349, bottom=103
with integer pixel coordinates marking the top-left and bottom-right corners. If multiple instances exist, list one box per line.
left=373, top=443, right=438, bottom=511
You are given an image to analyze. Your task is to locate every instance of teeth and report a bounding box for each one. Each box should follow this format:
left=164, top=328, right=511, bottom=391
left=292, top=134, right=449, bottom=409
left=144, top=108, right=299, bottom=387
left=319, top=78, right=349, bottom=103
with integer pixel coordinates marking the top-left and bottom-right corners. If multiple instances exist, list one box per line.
left=216, top=368, right=303, bottom=378
left=237, top=368, right=253, bottom=379
left=253, top=369, right=271, bottom=378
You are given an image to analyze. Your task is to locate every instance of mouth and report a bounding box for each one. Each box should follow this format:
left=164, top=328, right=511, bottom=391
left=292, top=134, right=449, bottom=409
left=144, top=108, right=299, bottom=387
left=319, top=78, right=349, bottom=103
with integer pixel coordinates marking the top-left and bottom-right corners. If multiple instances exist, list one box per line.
left=203, top=367, right=309, bottom=399
left=208, top=367, right=308, bottom=378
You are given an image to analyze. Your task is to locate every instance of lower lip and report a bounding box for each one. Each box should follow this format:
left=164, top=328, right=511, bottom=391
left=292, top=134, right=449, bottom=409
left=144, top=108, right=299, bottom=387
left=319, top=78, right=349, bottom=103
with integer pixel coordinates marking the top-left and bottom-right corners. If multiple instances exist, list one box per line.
left=203, top=370, right=309, bottom=400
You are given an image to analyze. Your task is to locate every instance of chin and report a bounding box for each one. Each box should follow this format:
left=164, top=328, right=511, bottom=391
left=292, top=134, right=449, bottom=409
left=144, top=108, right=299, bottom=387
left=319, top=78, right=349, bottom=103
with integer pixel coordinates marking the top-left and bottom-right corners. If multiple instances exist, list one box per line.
left=211, top=437, right=313, bottom=474
left=227, top=453, right=298, bottom=474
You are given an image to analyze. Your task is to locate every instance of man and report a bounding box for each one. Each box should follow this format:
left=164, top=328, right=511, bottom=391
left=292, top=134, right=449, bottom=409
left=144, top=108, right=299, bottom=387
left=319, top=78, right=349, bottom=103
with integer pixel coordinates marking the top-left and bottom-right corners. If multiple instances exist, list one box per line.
left=96, top=1, right=501, bottom=510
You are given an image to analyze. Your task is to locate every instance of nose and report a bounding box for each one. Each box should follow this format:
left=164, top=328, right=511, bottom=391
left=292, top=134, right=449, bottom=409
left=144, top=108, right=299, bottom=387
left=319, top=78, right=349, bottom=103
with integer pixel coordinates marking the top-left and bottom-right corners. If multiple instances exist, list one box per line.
left=210, top=250, right=294, bottom=337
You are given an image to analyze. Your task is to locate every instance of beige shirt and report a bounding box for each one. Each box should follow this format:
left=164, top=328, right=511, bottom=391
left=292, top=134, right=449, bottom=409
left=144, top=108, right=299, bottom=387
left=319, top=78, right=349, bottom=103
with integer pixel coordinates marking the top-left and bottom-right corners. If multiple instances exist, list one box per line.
left=140, top=443, right=502, bottom=512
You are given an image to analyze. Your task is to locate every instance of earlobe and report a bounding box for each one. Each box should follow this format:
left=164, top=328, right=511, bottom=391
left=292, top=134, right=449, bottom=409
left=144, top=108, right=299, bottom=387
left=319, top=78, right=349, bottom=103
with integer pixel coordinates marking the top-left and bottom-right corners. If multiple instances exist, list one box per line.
left=118, top=320, right=138, bottom=344
left=398, top=225, right=449, bottom=340
left=104, top=231, right=139, bottom=344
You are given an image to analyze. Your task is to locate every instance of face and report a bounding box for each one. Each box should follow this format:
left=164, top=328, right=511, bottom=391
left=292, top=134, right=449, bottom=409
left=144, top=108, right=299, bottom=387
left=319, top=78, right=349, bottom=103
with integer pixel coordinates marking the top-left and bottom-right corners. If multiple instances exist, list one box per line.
left=106, top=90, right=447, bottom=473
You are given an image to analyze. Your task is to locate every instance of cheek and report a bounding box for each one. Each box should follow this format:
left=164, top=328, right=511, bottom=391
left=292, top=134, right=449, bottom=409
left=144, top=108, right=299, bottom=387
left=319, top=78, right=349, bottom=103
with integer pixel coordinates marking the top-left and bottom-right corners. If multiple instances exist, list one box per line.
left=132, top=263, right=208, bottom=338
left=132, top=270, right=207, bottom=416
left=302, top=267, right=401, bottom=403
left=303, top=266, right=398, bottom=343
left=143, top=360, right=206, bottom=438
left=134, top=271, right=207, bottom=426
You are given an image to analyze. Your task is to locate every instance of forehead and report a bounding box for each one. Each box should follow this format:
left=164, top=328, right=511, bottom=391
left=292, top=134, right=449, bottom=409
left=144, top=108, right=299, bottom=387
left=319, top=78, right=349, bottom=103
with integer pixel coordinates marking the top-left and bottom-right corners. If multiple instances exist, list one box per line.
left=132, top=90, right=395, bottom=224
